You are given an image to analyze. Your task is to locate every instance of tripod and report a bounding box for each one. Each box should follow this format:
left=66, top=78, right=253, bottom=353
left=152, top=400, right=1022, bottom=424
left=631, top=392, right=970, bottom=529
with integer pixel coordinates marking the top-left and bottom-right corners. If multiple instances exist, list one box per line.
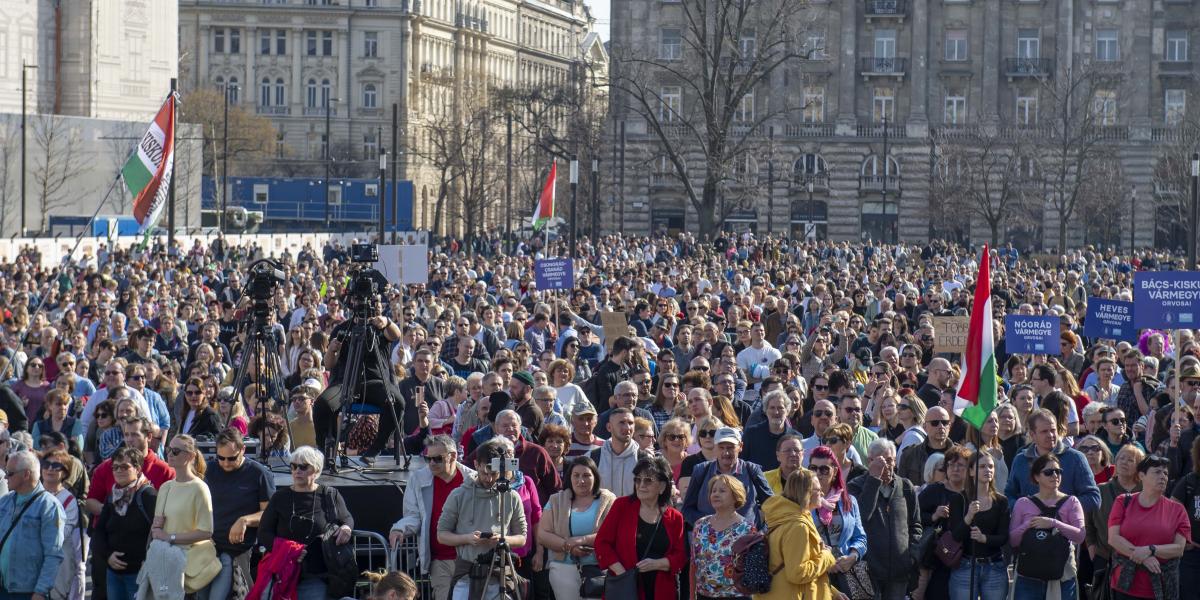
left=227, top=305, right=292, bottom=464
left=327, top=312, right=408, bottom=473
left=477, top=471, right=520, bottom=600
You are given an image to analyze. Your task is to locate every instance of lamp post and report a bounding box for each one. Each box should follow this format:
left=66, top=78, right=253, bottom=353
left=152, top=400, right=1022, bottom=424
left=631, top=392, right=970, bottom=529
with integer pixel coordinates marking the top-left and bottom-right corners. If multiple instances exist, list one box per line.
left=221, top=82, right=238, bottom=233
left=880, top=114, right=891, bottom=244
left=1191, top=152, right=1199, bottom=269
left=378, top=147, right=388, bottom=242
left=767, top=126, right=774, bottom=235
left=569, top=156, right=579, bottom=259
left=590, top=158, right=600, bottom=240
left=323, top=98, right=339, bottom=230
left=807, top=176, right=815, bottom=241
left=21, top=61, right=38, bottom=237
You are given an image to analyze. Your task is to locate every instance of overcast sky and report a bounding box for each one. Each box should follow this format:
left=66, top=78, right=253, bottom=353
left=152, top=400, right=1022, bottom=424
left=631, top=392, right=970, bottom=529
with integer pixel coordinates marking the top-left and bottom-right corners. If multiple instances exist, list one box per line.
left=586, top=0, right=610, bottom=43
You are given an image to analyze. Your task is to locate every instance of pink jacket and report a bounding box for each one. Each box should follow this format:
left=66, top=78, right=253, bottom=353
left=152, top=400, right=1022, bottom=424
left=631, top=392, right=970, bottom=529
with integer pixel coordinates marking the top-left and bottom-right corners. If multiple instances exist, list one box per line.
left=248, top=537, right=307, bottom=600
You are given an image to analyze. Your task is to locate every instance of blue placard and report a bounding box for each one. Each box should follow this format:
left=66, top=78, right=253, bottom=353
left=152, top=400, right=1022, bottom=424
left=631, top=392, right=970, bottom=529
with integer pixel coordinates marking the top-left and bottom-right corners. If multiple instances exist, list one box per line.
left=1084, top=298, right=1137, bottom=341
left=1005, top=315, right=1061, bottom=355
left=1133, top=271, right=1200, bottom=329
left=534, top=258, right=574, bottom=290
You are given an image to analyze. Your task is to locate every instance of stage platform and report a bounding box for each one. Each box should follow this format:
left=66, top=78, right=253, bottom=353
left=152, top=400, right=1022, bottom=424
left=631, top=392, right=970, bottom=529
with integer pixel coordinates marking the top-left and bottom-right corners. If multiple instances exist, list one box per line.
left=268, top=455, right=424, bottom=535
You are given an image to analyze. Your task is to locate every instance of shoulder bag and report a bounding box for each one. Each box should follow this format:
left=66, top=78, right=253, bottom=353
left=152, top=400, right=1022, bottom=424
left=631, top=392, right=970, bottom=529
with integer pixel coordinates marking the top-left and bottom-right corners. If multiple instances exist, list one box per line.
left=605, top=509, right=661, bottom=599
left=816, top=511, right=875, bottom=600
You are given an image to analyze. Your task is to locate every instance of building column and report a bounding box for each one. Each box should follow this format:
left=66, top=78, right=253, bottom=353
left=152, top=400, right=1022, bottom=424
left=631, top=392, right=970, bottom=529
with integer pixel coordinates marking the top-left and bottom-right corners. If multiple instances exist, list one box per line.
left=980, top=0, right=1000, bottom=124
left=198, top=24, right=210, bottom=90
left=907, top=0, right=929, bottom=127
left=340, top=29, right=352, bottom=118
left=292, top=28, right=303, bottom=112
left=835, top=0, right=857, bottom=133
left=245, top=26, right=256, bottom=105
left=1128, top=4, right=1152, bottom=134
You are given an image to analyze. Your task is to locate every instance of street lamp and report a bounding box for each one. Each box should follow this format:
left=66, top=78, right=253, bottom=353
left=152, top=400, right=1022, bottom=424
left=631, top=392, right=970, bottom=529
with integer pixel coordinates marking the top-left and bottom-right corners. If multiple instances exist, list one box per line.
left=20, top=61, right=38, bottom=237
left=569, top=156, right=579, bottom=259
left=323, top=97, right=340, bottom=230
left=806, top=176, right=815, bottom=241
left=590, top=158, right=600, bottom=240
left=378, top=147, right=388, bottom=242
left=1191, top=152, right=1199, bottom=269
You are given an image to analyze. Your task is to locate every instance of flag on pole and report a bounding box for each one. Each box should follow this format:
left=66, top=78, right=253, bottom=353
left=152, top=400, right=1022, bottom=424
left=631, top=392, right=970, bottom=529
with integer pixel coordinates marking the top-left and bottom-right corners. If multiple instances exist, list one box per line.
left=955, top=245, right=997, bottom=429
left=122, top=94, right=176, bottom=234
left=532, top=162, right=556, bottom=231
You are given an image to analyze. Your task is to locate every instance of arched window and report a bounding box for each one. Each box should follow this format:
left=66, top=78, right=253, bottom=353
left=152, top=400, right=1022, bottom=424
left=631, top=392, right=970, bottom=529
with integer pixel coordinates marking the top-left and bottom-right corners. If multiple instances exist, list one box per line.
left=733, top=154, right=759, bottom=183
left=307, top=79, right=318, bottom=107
left=275, top=78, right=286, bottom=106
left=214, top=76, right=225, bottom=90
left=321, top=79, right=332, bottom=107
left=792, top=154, right=827, bottom=183
left=260, top=77, right=272, bottom=106
left=861, top=154, right=900, bottom=177
left=227, top=77, right=240, bottom=104
left=362, top=82, right=377, bottom=108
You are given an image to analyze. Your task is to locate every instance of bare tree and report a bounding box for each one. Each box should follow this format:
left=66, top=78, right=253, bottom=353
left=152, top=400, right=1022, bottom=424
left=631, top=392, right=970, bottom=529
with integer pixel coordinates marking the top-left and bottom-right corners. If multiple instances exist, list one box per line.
left=930, top=124, right=1035, bottom=246
left=177, top=88, right=277, bottom=177
left=0, top=120, right=18, bottom=236
left=29, top=116, right=88, bottom=233
left=1027, top=64, right=1126, bottom=253
left=1152, top=84, right=1200, bottom=254
left=611, top=0, right=816, bottom=237
left=1077, top=156, right=1126, bottom=249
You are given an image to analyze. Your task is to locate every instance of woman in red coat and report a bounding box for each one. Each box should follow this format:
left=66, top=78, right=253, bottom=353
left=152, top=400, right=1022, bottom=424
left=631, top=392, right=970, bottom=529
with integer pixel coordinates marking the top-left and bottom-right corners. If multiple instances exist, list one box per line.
left=595, top=455, right=686, bottom=600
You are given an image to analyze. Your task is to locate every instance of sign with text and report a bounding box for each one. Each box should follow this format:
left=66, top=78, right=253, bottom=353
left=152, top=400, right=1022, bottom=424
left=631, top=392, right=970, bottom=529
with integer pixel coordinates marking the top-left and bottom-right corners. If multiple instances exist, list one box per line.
left=933, top=316, right=970, bottom=354
left=1084, top=298, right=1137, bottom=341
left=1005, top=315, right=1061, bottom=355
left=534, top=258, right=574, bottom=290
left=1134, top=271, right=1200, bottom=329
left=601, top=311, right=628, bottom=351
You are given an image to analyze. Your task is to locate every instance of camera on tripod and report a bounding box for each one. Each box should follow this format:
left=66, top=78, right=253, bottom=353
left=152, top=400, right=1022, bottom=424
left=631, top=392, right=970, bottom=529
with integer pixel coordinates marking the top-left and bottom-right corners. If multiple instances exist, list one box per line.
left=246, top=259, right=287, bottom=321
left=489, top=457, right=521, bottom=492
left=350, top=243, right=379, bottom=264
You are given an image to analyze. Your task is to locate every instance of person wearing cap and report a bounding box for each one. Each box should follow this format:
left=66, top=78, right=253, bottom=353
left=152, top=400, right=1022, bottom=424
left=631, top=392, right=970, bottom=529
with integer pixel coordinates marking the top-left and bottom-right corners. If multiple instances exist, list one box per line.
left=508, top=371, right=543, bottom=440
left=681, top=426, right=773, bottom=526
left=566, top=400, right=604, bottom=458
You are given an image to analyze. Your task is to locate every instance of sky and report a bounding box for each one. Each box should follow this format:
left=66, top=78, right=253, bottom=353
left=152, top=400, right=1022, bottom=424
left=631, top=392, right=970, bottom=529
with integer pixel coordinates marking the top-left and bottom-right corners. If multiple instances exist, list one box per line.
left=586, top=0, right=610, bottom=42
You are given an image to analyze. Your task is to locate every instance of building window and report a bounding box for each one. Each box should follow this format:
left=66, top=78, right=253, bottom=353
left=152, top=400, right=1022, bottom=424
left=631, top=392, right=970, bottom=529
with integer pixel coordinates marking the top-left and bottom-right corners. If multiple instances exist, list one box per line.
left=226, top=77, right=240, bottom=103
left=736, top=91, right=754, bottom=123
left=322, top=31, right=334, bottom=56
left=230, top=28, right=241, bottom=54
left=802, top=86, right=825, bottom=123
left=307, top=31, right=318, bottom=55
left=362, top=83, right=378, bottom=108
left=277, top=29, right=287, bottom=54
left=1166, top=89, right=1187, bottom=126
left=1166, top=31, right=1188, bottom=62
left=275, top=78, right=286, bottom=106
left=364, top=31, right=378, bottom=57
left=862, top=155, right=899, bottom=177
left=874, top=30, right=896, bottom=58
left=794, top=154, right=826, bottom=179
left=321, top=79, right=332, bottom=107
left=945, top=93, right=967, bottom=124
left=1096, top=29, right=1119, bottom=62
left=1093, top=90, right=1117, bottom=125
left=261, top=30, right=272, bottom=55
left=363, top=132, right=378, bottom=157
left=214, top=28, right=226, bottom=53
left=873, top=87, right=895, bottom=123
left=307, top=79, right=318, bottom=107
left=660, top=86, right=682, bottom=122
left=260, top=78, right=271, bottom=106
left=945, top=30, right=968, bottom=61
left=1017, top=29, right=1040, bottom=59
left=659, top=28, right=682, bottom=60
left=807, top=31, right=826, bottom=59
left=1016, top=94, right=1038, bottom=125
left=739, top=30, right=756, bottom=59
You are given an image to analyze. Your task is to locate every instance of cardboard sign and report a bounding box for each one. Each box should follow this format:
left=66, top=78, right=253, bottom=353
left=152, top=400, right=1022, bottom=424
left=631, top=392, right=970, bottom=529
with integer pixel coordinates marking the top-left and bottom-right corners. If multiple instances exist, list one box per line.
left=375, top=244, right=429, bottom=285
left=933, top=316, right=971, bottom=354
left=601, top=311, right=628, bottom=351
left=534, top=258, right=573, bottom=290
left=1005, top=315, right=1061, bottom=355
left=1133, top=271, right=1200, bottom=329
left=1084, top=298, right=1137, bottom=341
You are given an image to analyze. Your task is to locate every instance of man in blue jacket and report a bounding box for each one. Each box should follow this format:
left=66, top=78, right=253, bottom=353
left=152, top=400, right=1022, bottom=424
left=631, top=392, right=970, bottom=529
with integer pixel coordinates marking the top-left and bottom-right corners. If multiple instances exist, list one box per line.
left=1005, top=408, right=1101, bottom=512
left=681, top=427, right=773, bottom=526
left=0, top=450, right=65, bottom=599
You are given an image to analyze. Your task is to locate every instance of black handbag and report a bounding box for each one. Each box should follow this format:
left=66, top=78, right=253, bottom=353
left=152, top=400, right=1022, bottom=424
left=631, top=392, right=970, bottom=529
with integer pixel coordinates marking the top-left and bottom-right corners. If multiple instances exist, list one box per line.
left=579, top=563, right=606, bottom=599
left=606, top=511, right=662, bottom=598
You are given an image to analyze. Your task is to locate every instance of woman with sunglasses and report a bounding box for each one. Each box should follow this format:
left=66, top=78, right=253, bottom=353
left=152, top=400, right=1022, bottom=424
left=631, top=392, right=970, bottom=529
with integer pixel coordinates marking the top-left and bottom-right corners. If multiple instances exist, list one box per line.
left=680, top=415, right=725, bottom=499
left=658, top=418, right=692, bottom=482
left=896, top=393, right=928, bottom=453
left=1075, top=434, right=1115, bottom=484
left=594, top=455, right=685, bottom=600
left=12, top=357, right=50, bottom=421
left=152, top=434, right=222, bottom=594
left=94, top=446, right=158, bottom=600
left=822, top=423, right=868, bottom=483
left=648, top=373, right=683, bottom=431
left=41, top=448, right=84, bottom=600
left=1008, top=453, right=1086, bottom=600
left=85, top=399, right=117, bottom=467
left=175, top=376, right=223, bottom=439
left=259, top=445, right=354, bottom=600
left=1098, top=407, right=1145, bottom=457
left=808, top=446, right=869, bottom=600
left=1107, top=455, right=1190, bottom=600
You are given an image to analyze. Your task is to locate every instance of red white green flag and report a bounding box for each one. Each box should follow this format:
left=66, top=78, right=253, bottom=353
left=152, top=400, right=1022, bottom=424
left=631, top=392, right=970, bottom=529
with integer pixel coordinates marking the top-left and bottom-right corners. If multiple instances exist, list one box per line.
left=122, top=94, right=176, bottom=234
left=532, top=162, right=556, bottom=231
left=955, top=245, right=998, bottom=429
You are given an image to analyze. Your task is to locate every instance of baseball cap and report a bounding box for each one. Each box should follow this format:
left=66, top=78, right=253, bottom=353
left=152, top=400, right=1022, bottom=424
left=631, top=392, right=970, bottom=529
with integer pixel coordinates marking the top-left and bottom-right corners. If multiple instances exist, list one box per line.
left=570, top=400, right=598, bottom=417
left=713, top=427, right=742, bottom=446
left=1181, top=364, right=1200, bottom=381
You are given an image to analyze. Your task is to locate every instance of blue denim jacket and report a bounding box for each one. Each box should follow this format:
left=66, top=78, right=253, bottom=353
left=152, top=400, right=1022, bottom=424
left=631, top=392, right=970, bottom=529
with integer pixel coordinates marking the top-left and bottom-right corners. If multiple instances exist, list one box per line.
left=811, top=495, right=869, bottom=560
left=0, top=484, right=65, bottom=595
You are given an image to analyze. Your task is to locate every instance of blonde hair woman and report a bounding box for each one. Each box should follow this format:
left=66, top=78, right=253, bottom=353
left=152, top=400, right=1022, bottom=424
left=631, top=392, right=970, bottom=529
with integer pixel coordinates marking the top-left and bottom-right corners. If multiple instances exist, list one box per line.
left=150, top=434, right=221, bottom=593
left=759, top=468, right=836, bottom=600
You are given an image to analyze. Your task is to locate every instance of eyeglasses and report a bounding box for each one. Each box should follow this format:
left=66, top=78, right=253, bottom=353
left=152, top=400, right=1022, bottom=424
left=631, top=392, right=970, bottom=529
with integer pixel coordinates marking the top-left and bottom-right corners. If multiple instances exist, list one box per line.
left=1107, top=418, right=1127, bottom=426
left=633, top=476, right=661, bottom=487
left=822, top=437, right=844, bottom=446
left=663, top=382, right=680, bottom=389
left=185, top=389, right=202, bottom=396
left=692, top=366, right=709, bottom=372
left=1184, top=380, right=1200, bottom=387
left=1040, top=468, right=1063, bottom=477
left=426, top=455, right=449, bottom=464
left=29, top=363, right=43, bottom=369
left=43, top=461, right=66, bottom=472
left=112, top=463, right=135, bottom=472
left=1078, top=445, right=1102, bottom=454
left=698, top=429, right=717, bottom=438
left=96, top=412, right=112, bottom=419
left=129, top=374, right=145, bottom=381
left=928, top=419, right=951, bottom=427
left=812, top=410, right=834, bottom=418
left=666, top=434, right=687, bottom=442
left=811, top=464, right=833, bottom=475
left=167, top=447, right=190, bottom=457
left=216, top=453, right=241, bottom=462
left=290, top=463, right=314, bottom=472
left=813, top=384, right=829, bottom=391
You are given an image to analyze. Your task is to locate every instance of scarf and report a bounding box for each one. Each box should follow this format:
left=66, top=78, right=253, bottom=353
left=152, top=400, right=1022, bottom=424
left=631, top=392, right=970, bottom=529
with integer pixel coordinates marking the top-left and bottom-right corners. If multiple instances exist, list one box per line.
left=817, top=488, right=840, bottom=526
left=112, top=474, right=149, bottom=517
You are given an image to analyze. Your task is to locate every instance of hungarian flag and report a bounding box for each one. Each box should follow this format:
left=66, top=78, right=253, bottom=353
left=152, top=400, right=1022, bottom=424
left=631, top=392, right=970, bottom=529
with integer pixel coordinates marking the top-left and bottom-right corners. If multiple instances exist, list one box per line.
left=955, top=245, right=998, bottom=429
left=122, top=94, right=176, bottom=234
left=532, top=162, right=556, bottom=231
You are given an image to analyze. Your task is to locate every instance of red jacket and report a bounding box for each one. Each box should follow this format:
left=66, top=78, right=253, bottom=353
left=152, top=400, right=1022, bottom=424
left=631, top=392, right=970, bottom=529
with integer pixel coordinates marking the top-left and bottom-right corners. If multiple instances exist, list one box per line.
left=594, top=496, right=686, bottom=600
left=248, top=537, right=307, bottom=600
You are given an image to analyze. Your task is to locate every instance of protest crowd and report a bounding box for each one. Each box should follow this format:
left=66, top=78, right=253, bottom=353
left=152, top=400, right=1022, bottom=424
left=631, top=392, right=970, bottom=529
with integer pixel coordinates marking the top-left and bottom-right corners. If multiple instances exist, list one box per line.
left=0, top=231, right=1195, bottom=600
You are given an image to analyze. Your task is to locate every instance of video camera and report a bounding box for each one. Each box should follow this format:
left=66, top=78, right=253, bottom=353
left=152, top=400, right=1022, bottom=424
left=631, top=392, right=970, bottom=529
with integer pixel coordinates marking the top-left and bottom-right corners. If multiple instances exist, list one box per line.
left=245, top=259, right=287, bottom=320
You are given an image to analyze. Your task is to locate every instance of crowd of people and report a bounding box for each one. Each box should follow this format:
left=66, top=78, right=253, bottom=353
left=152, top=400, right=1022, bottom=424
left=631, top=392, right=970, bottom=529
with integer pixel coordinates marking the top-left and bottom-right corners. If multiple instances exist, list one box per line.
left=0, top=232, right=1194, bottom=600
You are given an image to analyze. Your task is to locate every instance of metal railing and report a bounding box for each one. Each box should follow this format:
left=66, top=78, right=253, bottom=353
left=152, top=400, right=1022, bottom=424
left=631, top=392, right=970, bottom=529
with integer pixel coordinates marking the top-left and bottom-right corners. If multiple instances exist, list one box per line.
left=256, top=105, right=291, bottom=116
left=856, top=122, right=905, bottom=138
left=865, top=0, right=908, bottom=15
left=784, top=123, right=835, bottom=137
left=860, top=174, right=900, bottom=190
left=1003, top=57, right=1053, bottom=77
left=859, top=56, right=908, bottom=74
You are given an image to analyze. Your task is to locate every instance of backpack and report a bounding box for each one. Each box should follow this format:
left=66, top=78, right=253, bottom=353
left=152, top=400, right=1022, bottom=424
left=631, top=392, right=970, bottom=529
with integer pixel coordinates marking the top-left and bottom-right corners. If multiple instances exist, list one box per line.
left=731, top=528, right=783, bottom=595
left=1016, top=495, right=1072, bottom=581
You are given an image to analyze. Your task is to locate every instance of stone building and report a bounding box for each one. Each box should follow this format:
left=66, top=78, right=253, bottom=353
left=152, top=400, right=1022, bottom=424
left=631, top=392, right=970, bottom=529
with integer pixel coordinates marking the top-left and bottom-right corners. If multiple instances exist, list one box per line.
left=179, top=0, right=606, bottom=234
left=609, top=0, right=1197, bottom=249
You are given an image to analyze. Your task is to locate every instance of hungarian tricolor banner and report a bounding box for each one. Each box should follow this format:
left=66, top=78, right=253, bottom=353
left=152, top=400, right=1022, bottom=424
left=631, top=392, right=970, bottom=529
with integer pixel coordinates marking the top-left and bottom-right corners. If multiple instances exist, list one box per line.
left=532, top=162, right=556, bottom=231
left=955, top=245, right=998, bottom=429
left=122, top=94, right=176, bottom=234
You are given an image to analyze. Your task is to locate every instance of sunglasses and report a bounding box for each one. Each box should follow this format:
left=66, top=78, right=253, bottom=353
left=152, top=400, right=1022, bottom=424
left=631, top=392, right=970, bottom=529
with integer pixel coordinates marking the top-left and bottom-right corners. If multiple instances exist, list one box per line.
left=1107, top=418, right=1127, bottom=426
left=810, top=464, right=834, bottom=475
left=112, top=463, right=135, bottom=472
left=699, top=429, right=717, bottom=438
left=290, top=463, right=314, bottom=472
left=43, top=461, right=67, bottom=472
left=167, top=447, right=190, bottom=457
left=813, top=384, right=829, bottom=391
left=666, top=433, right=687, bottom=442
left=812, top=410, right=834, bottom=418
left=1078, top=445, right=1102, bottom=454
left=185, top=390, right=202, bottom=396
left=898, top=404, right=912, bottom=411
left=693, top=366, right=709, bottom=371
left=96, top=412, right=112, bottom=419
left=634, top=476, right=661, bottom=486
left=1040, top=468, right=1063, bottom=477
left=928, top=419, right=951, bottom=427
left=821, top=437, right=844, bottom=446
left=216, top=453, right=241, bottom=462
left=426, top=455, right=449, bottom=464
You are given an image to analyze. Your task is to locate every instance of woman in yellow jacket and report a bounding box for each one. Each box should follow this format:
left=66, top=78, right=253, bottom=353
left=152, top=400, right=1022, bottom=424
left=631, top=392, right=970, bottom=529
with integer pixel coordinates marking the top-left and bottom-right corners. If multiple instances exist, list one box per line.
left=756, top=468, right=838, bottom=600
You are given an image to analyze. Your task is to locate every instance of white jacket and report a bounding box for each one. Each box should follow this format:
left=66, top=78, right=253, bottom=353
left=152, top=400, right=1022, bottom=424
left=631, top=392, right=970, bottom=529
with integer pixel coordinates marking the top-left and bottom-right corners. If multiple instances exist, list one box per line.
left=392, top=464, right=477, bottom=574
left=136, top=539, right=187, bottom=600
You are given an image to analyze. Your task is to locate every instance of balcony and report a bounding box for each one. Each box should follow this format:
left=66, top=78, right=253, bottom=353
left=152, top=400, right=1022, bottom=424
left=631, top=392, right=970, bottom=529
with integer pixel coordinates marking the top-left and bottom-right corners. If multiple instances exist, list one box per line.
left=302, top=106, right=337, bottom=116
left=857, top=122, right=906, bottom=137
left=792, top=172, right=829, bottom=190
left=1003, top=57, right=1053, bottom=79
left=864, top=0, right=908, bottom=20
left=256, top=105, right=291, bottom=116
left=859, top=56, right=908, bottom=78
left=1158, top=60, right=1194, bottom=78
left=784, top=123, right=835, bottom=137
left=860, top=175, right=900, bottom=191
